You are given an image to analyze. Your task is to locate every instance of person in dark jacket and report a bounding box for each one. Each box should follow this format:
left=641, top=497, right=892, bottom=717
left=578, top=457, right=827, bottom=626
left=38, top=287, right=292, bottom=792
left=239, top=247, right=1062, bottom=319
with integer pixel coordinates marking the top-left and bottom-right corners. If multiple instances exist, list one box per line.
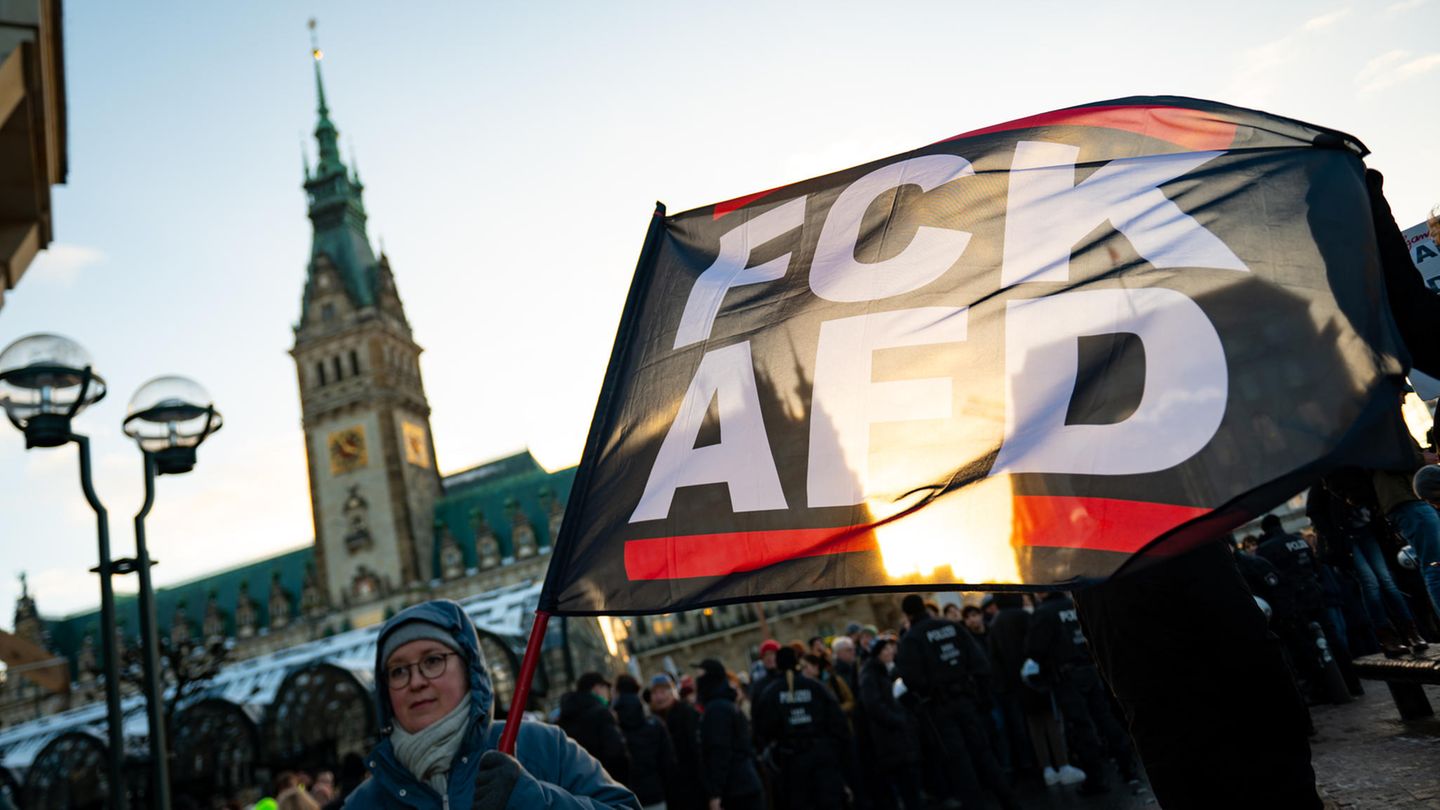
left=344, top=600, right=638, bottom=809
left=895, top=594, right=1020, bottom=810
left=647, top=674, right=704, bottom=810
left=983, top=594, right=1042, bottom=782
left=858, top=636, right=922, bottom=810
left=694, top=659, right=764, bottom=810
left=1024, top=592, right=1137, bottom=795
left=753, top=647, right=849, bottom=810
left=613, top=675, right=675, bottom=809
left=1256, top=515, right=1348, bottom=702
left=559, top=672, right=633, bottom=785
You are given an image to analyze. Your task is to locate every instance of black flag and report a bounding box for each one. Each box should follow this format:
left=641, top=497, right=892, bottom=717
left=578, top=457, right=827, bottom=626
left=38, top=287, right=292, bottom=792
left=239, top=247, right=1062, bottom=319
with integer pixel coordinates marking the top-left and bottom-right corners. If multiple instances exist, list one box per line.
left=540, top=96, right=1415, bottom=616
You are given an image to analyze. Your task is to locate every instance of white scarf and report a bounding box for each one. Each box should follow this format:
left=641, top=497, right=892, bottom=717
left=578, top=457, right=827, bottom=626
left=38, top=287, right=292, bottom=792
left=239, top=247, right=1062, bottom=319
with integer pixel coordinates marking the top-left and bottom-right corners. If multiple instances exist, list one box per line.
left=391, top=698, right=471, bottom=799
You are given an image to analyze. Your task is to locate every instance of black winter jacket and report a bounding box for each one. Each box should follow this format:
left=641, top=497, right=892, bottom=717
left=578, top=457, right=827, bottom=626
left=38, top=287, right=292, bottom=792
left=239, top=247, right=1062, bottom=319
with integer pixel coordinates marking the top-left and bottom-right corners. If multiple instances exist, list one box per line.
left=614, top=692, right=675, bottom=805
left=655, top=700, right=706, bottom=810
left=697, top=681, right=763, bottom=801
left=558, top=690, right=632, bottom=785
left=858, top=657, right=918, bottom=767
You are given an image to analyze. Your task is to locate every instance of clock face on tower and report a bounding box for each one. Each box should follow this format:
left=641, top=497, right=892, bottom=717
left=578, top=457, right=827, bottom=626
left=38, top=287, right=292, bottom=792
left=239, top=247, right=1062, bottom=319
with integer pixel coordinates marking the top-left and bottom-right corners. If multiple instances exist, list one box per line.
left=327, top=425, right=369, bottom=475
left=402, top=420, right=431, bottom=468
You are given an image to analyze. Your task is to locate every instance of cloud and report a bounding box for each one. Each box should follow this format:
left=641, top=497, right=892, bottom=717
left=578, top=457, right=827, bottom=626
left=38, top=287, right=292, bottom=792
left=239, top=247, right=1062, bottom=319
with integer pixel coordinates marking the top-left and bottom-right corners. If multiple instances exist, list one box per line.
left=1303, top=8, right=1352, bottom=29
left=25, top=244, right=105, bottom=287
left=1357, top=50, right=1440, bottom=93
left=1385, top=0, right=1427, bottom=14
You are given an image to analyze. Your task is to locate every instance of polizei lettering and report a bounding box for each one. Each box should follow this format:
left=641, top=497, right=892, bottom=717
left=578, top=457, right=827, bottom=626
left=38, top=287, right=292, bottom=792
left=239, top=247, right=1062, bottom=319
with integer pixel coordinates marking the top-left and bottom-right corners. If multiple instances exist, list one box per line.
left=632, top=141, right=1240, bottom=524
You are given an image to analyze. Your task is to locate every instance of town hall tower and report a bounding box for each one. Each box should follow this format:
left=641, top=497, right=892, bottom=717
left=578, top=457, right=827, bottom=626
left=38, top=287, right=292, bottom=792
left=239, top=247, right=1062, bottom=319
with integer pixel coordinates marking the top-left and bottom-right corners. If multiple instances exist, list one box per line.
left=291, top=48, right=442, bottom=606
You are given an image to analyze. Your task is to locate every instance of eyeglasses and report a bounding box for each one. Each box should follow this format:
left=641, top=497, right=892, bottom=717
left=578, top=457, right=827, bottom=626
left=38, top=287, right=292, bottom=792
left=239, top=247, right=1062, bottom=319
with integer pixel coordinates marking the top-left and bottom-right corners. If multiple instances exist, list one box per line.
left=385, top=651, right=460, bottom=690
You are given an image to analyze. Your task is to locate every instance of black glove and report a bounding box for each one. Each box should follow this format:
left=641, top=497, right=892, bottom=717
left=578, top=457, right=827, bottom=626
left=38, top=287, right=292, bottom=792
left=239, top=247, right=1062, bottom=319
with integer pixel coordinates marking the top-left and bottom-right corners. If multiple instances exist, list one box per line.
left=472, top=749, right=523, bottom=810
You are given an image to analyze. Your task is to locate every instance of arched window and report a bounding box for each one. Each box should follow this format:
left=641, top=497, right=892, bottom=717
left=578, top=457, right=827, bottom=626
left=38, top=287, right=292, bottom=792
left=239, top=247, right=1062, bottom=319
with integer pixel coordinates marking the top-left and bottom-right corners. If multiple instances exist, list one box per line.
left=263, top=663, right=376, bottom=772
left=172, top=699, right=260, bottom=800
left=477, top=632, right=522, bottom=714
left=25, top=732, right=109, bottom=810
left=316, top=361, right=327, bottom=387
left=332, top=356, right=343, bottom=382
left=349, top=349, right=361, bottom=376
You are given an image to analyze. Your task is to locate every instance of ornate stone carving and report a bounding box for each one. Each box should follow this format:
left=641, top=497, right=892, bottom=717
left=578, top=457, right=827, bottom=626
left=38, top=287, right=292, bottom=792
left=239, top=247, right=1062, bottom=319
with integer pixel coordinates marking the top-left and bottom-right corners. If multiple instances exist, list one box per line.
left=171, top=600, right=193, bottom=645
left=508, top=497, right=537, bottom=560
left=471, top=509, right=501, bottom=571
left=235, top=582, right=257, bottom=639
left=76, top=633, right=96, bottom=682
left=268, top=572, right=292, bottom=631
left=351, top=565, right=383, bottom=603
left=540, top=487, right=564, bottom=548
left=437, top=520, right=464, bottom=581
left=301, top=563, right=327, bottom=619
left=342, top=485, right=373, bottom=554
left=203, top=590, right=226, bottom=640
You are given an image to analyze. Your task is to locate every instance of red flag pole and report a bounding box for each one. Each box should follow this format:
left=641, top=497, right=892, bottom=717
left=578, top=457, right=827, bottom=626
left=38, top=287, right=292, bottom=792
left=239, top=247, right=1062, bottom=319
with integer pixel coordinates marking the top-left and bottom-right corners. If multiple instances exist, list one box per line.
left=499, top=610, right=550, bottom=755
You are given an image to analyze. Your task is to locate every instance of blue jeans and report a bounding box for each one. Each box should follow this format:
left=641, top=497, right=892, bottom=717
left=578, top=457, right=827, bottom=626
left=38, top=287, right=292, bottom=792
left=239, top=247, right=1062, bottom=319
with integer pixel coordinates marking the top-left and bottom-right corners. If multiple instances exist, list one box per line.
left=1351, top=531, right=1415, bottom=627
left=1387, top=500, right=1440, bottom=617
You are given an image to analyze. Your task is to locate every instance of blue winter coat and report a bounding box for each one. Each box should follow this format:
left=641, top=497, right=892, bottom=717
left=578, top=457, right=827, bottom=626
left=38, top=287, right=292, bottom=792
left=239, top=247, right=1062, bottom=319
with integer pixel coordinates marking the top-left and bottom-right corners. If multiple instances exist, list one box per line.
left=344, top=600, right=639, bottom=809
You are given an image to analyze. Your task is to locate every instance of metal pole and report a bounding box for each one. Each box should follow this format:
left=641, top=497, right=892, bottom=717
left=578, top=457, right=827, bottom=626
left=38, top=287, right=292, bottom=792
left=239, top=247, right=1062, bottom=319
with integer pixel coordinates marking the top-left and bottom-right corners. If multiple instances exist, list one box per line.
left=498, top=611, right=550, bottom=755
left=72, top=433, right=128, bottom=810
left=134, top=452, right=171, bottom=810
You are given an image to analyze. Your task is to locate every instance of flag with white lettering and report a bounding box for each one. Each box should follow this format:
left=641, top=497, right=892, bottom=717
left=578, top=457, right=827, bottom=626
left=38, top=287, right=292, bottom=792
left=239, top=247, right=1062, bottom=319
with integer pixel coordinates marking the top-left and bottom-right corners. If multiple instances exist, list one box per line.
left=540, top=96, right=1416, bottom=615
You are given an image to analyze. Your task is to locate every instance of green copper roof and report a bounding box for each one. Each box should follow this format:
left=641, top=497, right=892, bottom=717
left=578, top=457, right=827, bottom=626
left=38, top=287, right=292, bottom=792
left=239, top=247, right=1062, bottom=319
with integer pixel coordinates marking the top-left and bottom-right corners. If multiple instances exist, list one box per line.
left=43, top=547, right=314, bottom=676
left=433, top=464, right=577, bottom=574
left=300, top=54, right=378, bottom=319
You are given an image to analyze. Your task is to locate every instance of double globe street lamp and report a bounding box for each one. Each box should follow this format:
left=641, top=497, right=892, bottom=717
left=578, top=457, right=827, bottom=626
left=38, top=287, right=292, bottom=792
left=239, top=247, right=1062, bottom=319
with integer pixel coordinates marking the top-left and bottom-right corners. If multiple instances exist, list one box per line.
left=0, top=333, right=222, bottom=810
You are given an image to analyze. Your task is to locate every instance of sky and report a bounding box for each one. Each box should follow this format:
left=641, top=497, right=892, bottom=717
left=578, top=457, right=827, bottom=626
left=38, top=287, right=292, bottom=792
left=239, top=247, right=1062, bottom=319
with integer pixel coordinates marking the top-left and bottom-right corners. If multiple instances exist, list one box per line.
left=1, top=0, right=1438, bottom=621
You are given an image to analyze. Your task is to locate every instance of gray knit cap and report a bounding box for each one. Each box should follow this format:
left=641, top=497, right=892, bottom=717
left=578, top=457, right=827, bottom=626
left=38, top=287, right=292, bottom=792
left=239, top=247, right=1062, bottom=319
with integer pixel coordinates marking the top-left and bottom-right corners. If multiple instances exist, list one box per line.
left=1414, top=465, right=1440, bottom=502
left=379, top=618, right=462, bottom=670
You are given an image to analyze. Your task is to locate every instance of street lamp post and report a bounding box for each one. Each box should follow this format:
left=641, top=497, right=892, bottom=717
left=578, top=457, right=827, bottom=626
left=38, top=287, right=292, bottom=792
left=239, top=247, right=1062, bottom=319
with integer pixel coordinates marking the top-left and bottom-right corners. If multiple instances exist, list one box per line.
left=122, top=376, right=223, bottom=810
left=0, top=334, right=125, bottom=809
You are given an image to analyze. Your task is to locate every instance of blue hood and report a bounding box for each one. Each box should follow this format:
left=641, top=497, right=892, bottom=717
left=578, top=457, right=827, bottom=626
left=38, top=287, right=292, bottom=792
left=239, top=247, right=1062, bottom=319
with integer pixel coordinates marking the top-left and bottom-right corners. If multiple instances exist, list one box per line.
left=373, top=599, right=493, bottom=740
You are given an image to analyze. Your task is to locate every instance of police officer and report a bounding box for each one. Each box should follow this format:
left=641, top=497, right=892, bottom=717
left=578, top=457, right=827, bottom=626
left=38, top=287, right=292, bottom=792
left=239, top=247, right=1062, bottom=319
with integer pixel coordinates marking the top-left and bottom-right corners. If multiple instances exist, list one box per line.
left=1025, top=591, right=1138, bottom=796
left=752, top=646, right=849, bottom=810
left=1255, top=514, right=1335, bottom=701
left=895, top=594, right=1020, bottom=810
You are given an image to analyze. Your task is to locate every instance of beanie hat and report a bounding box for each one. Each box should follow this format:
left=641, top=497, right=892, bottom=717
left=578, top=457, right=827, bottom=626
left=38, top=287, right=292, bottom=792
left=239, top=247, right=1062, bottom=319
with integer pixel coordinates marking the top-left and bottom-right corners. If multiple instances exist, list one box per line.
left=901, top=594, right=926, bottom=617
left=380, top=618, right=461, bottom=670
left=1414, top=465, right=1440, bottom=502
left=759, top=639, right=781, bottom=655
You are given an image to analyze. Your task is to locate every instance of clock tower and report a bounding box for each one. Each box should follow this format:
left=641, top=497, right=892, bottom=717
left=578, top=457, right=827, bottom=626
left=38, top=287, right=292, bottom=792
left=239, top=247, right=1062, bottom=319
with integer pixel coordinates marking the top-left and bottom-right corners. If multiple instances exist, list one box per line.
left=291, top=45, right=442, bottom=606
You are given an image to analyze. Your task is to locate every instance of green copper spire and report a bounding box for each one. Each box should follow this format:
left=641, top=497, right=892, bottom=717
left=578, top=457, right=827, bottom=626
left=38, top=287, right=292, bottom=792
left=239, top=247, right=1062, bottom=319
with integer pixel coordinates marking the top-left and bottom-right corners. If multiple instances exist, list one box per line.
left=300, top=19, right=379, bottom=317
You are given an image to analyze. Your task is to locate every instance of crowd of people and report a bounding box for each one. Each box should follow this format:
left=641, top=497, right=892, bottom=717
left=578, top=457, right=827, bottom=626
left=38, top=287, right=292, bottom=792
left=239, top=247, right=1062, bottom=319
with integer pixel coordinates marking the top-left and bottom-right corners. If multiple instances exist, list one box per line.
left=550, top=591, right=1151, bottom=810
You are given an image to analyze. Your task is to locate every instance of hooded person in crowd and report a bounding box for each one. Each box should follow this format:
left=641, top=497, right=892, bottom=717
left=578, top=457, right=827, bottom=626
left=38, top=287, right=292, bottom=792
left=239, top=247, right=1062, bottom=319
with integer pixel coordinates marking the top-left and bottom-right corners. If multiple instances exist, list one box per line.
left=695, top=659, right=764, bottom=810
left=613, top=674, right=676, bottom=810
left=559, top=672, right=632, bottom=785
left=345, top=600, right=639, bottom=809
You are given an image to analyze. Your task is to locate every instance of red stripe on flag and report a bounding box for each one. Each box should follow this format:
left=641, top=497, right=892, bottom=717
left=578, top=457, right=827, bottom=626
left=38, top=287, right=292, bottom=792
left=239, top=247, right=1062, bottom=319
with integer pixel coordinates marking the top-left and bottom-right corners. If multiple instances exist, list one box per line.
left=623, top=496, right=1207, bottom=581
left=1012, top=495, right=1208, bottom=553
left=624, top=526, right=878, bottom=580
left=712, top=184, right=790, bottom=220
left=940, top=105, right=1238, bottom=152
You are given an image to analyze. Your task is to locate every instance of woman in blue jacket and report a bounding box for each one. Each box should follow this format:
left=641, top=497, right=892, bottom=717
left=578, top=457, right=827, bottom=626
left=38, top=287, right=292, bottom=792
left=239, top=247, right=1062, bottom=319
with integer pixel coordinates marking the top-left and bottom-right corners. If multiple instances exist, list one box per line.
left=344, top=599, right=639, bottom=810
